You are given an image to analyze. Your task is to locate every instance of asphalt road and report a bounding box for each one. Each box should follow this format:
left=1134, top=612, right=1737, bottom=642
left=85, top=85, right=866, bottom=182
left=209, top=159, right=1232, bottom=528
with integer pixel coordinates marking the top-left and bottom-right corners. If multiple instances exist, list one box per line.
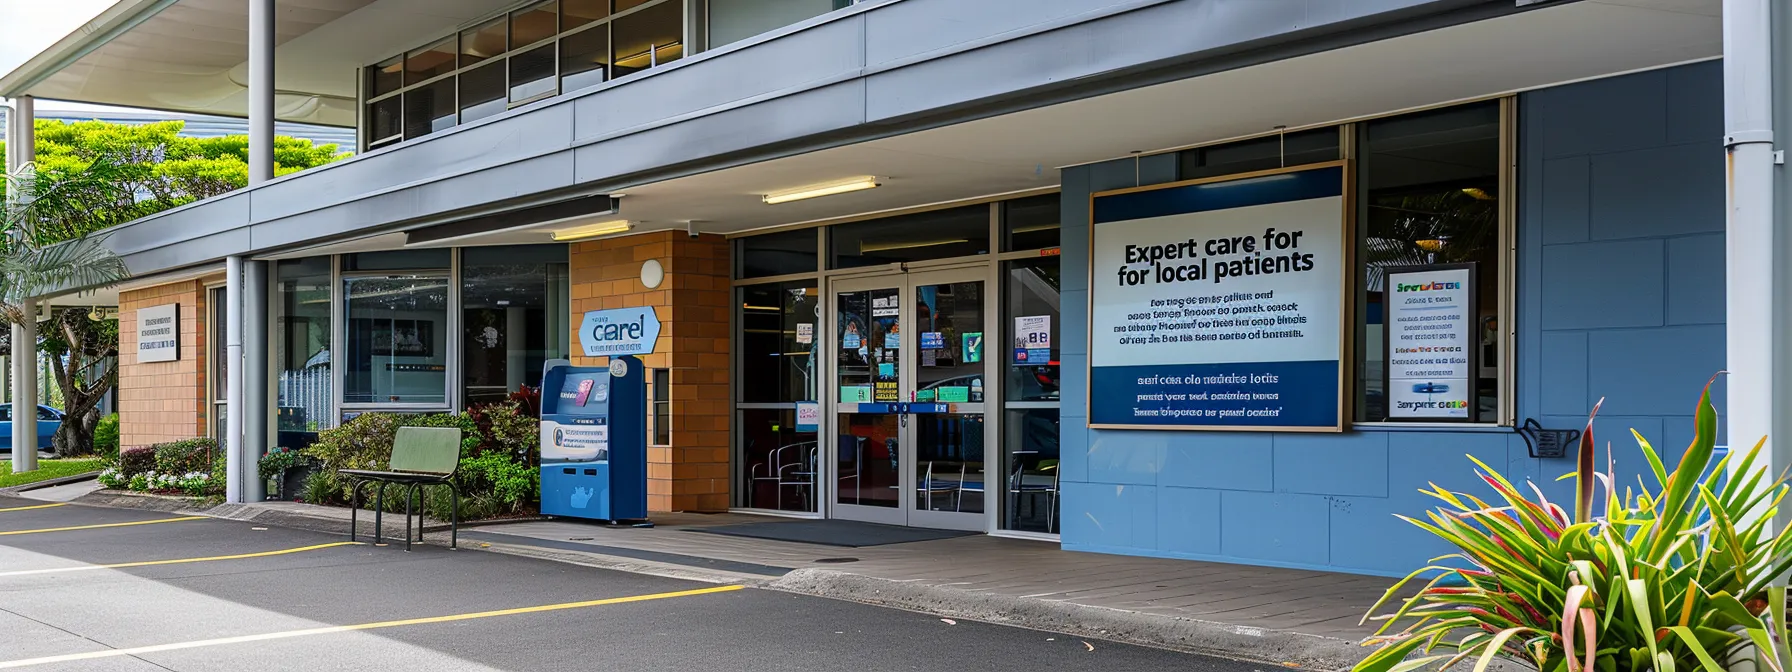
left=0, top=495, right=1260, bottom=671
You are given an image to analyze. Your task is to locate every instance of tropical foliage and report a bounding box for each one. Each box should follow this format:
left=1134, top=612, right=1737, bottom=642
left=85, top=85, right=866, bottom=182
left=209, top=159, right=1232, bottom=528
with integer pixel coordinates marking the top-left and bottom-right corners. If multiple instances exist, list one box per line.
left=1357, top=377, right=1792, bottom=672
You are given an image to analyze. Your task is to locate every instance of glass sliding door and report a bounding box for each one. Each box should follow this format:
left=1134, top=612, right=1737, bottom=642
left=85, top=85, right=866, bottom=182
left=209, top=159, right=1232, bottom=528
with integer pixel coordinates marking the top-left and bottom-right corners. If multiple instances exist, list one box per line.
left=275, top=258, right=334, bottom=449
left=1000, top=258, right=1061, bottom=534
left=460, top=246, right=569, bottom=408
left=737, top=280, right=820, bottom=513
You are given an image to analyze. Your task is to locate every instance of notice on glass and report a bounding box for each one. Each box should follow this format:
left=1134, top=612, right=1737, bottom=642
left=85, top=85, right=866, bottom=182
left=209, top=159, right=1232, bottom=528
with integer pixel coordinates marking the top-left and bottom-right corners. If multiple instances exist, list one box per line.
left=1088, top=165, right=1346, bottom=430
left=796, top=323, right=813, bottom=344
left=1386, top=266, right=1474, bottom=420
left=1013, top=315, right=1051, bottom=364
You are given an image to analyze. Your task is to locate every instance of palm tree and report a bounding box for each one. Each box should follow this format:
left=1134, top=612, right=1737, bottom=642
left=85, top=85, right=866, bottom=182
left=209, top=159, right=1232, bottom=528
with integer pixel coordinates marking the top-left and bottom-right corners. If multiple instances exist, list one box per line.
left=1, top=158, right=133, bottom=460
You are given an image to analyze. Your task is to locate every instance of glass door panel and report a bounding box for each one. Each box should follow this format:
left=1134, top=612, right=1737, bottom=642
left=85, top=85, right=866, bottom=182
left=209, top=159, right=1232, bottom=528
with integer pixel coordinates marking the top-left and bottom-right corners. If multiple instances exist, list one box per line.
left=832, top=280, right=907, bottom=526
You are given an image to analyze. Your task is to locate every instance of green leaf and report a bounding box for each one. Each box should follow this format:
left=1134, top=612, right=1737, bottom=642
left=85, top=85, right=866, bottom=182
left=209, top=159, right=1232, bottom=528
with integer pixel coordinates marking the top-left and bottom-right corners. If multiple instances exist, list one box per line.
left=1665, top=625, right=1728, bottom=672
left=1472, top=628, right=1529, bottom=672
left=1355, top=636, right=1430, bottom=672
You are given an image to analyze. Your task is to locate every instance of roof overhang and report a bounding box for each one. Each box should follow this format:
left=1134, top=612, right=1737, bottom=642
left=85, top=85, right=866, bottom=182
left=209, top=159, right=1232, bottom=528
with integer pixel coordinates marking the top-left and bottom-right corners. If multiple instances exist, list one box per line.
left=0, top=0, right=516, bottom=127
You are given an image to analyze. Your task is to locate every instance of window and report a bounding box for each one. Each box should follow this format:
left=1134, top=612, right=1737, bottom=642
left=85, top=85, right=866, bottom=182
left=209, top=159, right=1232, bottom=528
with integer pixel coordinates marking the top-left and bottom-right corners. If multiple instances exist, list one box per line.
left=511, top=1, right=559, bottom=47
left=342, top=274, right=449, bottom=406
left=405, top=37, right=457, bottom=85
left=209, top=286, right=229, bottom=446
left=611, top=0, right=684, bottom=78
left=461, top=245, right=571, bottom=408
left=560, top=25, right=610, bottom=92
left=1356, top=101, right=1503, bottom=423
left=735, top=280, right=819, bottom=512
left=707, top=0, right=845, bottom=48
left=276, top=258, right=335, bottom=449
left=1179, top=127, right=1340, bottom=179
left=363, top=0, right=686, bottom=150
left=1001, top=257, right=1060, bottom=533
left=651, top=368, right=671, bottom=445
left=735, top=228, right=817, bottom=279
left=829, top=205, right=991, bottom=269
left=1003, top=194, right=1060, bottom=251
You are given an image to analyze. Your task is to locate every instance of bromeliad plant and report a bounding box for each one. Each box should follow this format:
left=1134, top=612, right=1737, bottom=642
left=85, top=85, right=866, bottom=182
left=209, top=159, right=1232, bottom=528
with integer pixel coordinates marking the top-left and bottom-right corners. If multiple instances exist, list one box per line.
left=1357, top=377, right=1792, bottom=672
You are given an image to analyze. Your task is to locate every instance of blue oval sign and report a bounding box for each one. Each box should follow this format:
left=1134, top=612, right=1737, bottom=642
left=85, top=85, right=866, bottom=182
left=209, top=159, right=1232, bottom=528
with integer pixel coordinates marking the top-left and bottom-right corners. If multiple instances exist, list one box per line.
left=578, top=307, right=661, bottom=357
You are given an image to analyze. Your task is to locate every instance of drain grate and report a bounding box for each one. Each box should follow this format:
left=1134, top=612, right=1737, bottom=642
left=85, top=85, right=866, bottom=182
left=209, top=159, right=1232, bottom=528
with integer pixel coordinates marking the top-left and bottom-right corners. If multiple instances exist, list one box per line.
left=813, top=557, right=860, bottom=564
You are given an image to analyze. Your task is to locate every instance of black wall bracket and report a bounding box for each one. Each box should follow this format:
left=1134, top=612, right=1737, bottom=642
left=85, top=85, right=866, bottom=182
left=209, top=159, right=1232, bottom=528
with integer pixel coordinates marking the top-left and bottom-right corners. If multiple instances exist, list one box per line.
left=1516, top=418, right=1581, bottom=459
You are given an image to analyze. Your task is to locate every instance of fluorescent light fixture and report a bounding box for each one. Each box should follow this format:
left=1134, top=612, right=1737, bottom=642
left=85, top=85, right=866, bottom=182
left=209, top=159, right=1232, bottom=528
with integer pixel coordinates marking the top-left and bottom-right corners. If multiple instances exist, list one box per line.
left=551, top=220, right=632, bottom=241
left=763, top=177, right=881, bottom=204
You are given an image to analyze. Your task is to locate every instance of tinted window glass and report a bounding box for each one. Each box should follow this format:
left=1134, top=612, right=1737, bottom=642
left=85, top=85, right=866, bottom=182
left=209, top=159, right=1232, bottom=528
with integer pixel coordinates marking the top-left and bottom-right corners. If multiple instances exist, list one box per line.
left=830, top=205, right=990, bottom=269
left=1179, top=127, right=1340, bottom=179
left=509, top=44, right=557, bottom=102
left=342, top=249, right=451, bottom=271
left=560, top=25, right=610, bottom=92
left=736, top=228, right=817, bottom=278
left=404, top=37, right=456, bottom=86
left=511, top=1, right=559, bottom=47
left=612, top=0, right=683, bottom=78
left=461, top=18, right=507, bottom=66
left=737, top=281, right=818, bottom=403
left=404, top=79, right=455, bottom=139
left=368, top=55, right=403, bottom=97
left=1003, top=194, right=1060, bottom=251
left=563, top=0, right=610, bottom=28
left=459, top=62, right=507, bottom=123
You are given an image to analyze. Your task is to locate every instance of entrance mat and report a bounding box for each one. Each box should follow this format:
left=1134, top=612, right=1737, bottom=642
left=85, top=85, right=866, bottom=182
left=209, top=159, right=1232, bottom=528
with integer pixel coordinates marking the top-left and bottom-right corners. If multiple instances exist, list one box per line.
left=688, top=519, right=976, bottom=547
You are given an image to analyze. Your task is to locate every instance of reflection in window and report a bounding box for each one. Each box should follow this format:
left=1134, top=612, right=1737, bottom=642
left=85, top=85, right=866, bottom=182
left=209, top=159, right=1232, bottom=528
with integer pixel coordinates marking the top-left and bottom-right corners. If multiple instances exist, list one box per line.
left=563, top=0, right=610, bottom=28
left=509, top=44, right=557, bottom=102
left=1001, top=257, right=1060, bottom=534
left=707, top=0, right=843, bottom=48
left=511, top=1, right=559, bottom=47
left=829, top=205, right=990, bottom=269
left=459, top=62, right=507, bottom=123
left=738, top=282, right=818, bottom=404
left=1179, top=127, right=1340, bottom=179
left=735, top=228, right=817, bottom=279
left=461, top=18, right=507, bottom=66
left=368, top=97, right=402, bottom=144
left=651, top=368, right=671, bottom=445
left=405, top=37, right=456, bottom=85
left=461, top=246, right=570, bottom=408
left=1003, top=194, right=1060, bottom=252
left=560, top=26, right=609, bottom=92
left=276, top=258, right=334, bottom=450
left=612, top=0, right=684, bottom=78
left=739, top=408, right=817, bottom=512
left=404, top=79, right=456, bottom=139
left=1358, top=101, right=1502, bottom=422
left=368, top=55, right=402, bottom=98
left=343, top=275, right=449, bottom=405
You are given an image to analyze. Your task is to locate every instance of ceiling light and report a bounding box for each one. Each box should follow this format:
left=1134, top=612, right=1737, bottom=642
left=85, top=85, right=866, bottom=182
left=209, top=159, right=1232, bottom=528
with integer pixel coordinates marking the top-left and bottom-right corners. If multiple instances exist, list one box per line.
left=763, top=177, right=881, bottom=204
left=552, top=220, right=632, bottom=241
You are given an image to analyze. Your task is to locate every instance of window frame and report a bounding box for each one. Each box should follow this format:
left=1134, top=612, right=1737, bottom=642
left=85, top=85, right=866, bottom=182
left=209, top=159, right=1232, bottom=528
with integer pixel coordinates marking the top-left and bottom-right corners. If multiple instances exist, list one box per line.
left=650, top=367, right=672, bottom=446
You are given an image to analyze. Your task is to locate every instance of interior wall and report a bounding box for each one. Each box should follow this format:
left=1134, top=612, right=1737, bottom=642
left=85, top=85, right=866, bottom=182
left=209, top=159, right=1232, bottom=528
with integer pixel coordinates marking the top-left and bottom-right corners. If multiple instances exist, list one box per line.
left=1054, top=61, right=1726, bottom=576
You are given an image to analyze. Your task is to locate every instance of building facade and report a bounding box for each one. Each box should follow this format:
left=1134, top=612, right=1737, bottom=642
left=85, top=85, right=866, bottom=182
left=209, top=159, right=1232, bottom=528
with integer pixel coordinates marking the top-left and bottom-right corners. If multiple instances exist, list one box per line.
left=1, top=0, right=1756, bottom=576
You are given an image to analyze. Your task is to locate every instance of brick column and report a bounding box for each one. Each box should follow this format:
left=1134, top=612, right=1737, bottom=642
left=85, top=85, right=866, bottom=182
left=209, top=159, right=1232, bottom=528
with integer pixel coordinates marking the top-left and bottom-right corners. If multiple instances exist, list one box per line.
left=118, top=280, right=211, bottom=448
left=569, top=232, right=731, bottom=512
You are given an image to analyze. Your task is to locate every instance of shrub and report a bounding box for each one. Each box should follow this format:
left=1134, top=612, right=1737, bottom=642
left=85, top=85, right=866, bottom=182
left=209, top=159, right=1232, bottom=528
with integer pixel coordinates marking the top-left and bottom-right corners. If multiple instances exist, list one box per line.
left=468, top=400, right=540, bottom=465
left=153, top=438, right=216, bottom=475
left=453, top=452, right=538, bottom=512
left=97, top=467, right=125, bottom=489
left=1356, top=378, right=1792, bottom=672
left=93, top=414, right=120, bottom=461
left=302, top=412, right=400, bottom=472
left=117, top=446, right=156, bottom=476
left=300, top=468, right=344, bottom=506
left=398, top=413, right=481, bottom=457
left=258, top=447, right=315, bottom=481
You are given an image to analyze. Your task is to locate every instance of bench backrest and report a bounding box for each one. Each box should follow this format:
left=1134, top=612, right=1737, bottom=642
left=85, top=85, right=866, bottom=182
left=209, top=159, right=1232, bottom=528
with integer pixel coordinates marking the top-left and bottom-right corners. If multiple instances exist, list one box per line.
left=390, top=426, right=462, bottom=475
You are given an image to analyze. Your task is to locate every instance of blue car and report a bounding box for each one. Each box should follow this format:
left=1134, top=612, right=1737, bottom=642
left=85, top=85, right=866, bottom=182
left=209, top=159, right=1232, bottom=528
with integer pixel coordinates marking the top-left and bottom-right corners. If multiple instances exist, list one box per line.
left=0, top=404, right=63, bottom=451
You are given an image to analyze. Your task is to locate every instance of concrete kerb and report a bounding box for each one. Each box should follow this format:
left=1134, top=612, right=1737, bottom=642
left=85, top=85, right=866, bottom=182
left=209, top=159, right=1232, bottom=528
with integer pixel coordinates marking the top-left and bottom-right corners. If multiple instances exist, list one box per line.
left=73, top=489, right=458, bottom=540
left=768, top=568, right=1373, bottom=671
left=0, top=470, right=102, bottom=496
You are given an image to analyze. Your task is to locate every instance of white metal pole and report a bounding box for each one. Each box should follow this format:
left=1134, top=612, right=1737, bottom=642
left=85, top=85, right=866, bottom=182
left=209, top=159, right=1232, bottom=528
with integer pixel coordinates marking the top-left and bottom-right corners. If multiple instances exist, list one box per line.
left=225, top=256, right=245, bottom=502
left=248, top=0, right=275, bottom=185
left=1724, top=0, right=1776, bottom=496
left=234, top=0, right=274, bottom=500
left=9, top=96, right=37, bottom=472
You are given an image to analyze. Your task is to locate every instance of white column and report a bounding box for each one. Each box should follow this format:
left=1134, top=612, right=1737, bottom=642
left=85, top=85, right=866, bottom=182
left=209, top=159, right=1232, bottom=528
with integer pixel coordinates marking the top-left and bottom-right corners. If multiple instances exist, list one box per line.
left=244, top=260, right=269, bottom=501
left=225, top=256, right=245, bottom=502
left=1724, top=0, right=1777, bottom=513
left=9, top=96, right=37, bottom=471
left=249, top=0, right=274, bottom=185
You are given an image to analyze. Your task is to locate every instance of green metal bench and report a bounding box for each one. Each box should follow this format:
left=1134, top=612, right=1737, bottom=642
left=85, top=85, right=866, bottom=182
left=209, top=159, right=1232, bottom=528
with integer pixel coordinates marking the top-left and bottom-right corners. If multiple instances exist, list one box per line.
left=341, top=426, right=461, bottom=550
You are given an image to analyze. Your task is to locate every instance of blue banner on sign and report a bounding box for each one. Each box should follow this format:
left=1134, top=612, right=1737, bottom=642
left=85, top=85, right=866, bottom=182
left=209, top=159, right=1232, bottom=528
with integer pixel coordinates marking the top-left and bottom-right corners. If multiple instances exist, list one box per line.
left=920, top=332, right=945, bottom=350
left=1089, top=360, right=1339, bottom=428
left=578, top=307, right=661, bottom=357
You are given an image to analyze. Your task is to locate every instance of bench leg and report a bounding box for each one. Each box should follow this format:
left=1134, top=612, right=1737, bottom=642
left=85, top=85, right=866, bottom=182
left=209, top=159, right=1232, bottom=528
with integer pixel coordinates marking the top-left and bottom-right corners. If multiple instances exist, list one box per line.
left=349, top=479, right=369, bottom=543
left=403, top=483, right=415, bottom=552
left=374, top=482, right=390, bottom=546
left=448, top=482, right=459, bottom=550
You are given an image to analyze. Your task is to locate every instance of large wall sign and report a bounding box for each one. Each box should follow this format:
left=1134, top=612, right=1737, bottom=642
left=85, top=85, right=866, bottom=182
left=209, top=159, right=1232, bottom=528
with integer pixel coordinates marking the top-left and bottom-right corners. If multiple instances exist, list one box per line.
left=578, top=307, right=662, bottom=357
left=1384, top=264, right=1476, bottom=421
left=1088, top=164, right=1348, bottom=431
left=136, top=303, right=181, bottom=363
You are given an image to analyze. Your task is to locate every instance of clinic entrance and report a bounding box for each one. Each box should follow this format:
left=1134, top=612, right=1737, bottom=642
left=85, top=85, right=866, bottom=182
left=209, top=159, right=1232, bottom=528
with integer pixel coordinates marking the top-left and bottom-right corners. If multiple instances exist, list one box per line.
left=827, top=265, right=993, bottom=531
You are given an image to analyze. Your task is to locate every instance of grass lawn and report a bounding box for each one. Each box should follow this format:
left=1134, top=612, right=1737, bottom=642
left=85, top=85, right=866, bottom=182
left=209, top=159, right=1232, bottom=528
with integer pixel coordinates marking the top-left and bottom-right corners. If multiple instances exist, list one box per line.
left=0, top=459, right=105, bottom=488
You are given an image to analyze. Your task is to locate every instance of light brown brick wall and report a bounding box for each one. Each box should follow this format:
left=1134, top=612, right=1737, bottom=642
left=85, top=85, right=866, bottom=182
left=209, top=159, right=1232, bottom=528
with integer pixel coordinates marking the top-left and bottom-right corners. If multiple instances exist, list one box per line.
left=570, top=231, right=731, bottom=512
left=118, top=280, right=211, bottom=449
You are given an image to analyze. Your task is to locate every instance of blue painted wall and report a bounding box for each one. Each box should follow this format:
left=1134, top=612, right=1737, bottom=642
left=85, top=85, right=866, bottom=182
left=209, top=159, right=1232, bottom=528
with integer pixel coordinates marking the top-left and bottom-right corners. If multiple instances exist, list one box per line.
left=1056, top=61, right=1726, bottom=576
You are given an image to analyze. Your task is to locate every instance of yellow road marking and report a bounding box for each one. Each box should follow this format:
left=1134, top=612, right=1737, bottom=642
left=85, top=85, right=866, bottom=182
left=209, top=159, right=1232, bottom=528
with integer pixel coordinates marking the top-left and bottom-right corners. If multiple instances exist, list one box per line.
left=0, top=541, right=360, bottom=577
left=0, top=516, right=205, bottom=536
left=0, top=584, right=744, bottom=669
left=0, top=503, right=67, bottom=513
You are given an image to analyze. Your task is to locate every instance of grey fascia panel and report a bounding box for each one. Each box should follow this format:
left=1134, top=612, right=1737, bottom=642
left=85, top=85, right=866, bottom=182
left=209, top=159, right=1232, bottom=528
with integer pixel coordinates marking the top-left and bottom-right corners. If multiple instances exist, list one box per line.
left=121, top=229, right=252, bottom=276
left=104, top=191, right=250, bottom=256
left=248, top=103, right=580, bottom=224
left=573, top=80, right=867, bottom=186
left=863, top=0, right=1148, bottom=67
left=573, top=14, right=866, bottom=143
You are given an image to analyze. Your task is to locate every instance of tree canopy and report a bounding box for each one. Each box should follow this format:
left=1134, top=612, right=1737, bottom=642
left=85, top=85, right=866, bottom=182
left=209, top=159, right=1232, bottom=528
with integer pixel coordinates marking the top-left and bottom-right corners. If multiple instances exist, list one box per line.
left=0, top=118, right=348, bottom=240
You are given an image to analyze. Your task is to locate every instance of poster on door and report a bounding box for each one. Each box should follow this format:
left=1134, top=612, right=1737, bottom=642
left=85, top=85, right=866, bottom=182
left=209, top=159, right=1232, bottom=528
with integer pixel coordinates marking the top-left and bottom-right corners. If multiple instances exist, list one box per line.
left=1087, top=164, right=1347, bottom=430
left=1385, top=264, right=1476, bottom=420
left=1013, top=315, right=1051, bottom=364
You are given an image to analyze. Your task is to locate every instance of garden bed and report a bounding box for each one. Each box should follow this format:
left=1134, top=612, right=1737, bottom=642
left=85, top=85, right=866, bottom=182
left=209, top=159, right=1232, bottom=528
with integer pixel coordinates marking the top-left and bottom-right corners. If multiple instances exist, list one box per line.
left=0, top=459, right=106, bottom=489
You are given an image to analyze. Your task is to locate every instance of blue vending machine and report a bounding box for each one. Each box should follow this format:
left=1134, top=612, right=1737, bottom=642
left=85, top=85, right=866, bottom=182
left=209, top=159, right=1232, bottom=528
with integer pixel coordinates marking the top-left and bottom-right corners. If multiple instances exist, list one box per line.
left=539, top=356, right=648, bottom=522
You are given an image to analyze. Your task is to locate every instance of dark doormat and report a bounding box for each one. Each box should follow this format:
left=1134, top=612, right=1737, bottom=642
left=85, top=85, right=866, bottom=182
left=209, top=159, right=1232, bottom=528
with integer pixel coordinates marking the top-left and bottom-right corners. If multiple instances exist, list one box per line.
left=687, top=519, right=977, bottom=547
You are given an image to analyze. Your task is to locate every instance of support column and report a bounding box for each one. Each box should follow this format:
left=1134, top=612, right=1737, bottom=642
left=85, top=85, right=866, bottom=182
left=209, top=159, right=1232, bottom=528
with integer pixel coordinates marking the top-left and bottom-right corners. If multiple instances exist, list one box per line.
left=248, top=0, right=275, bottom=185
left=225, top=256, right=245, bottom=503
left=1724, top=0, right=1776, bottom=479
left=244, top=261, right=269, bottom=501
left=9, top=96, right=37, bottom=472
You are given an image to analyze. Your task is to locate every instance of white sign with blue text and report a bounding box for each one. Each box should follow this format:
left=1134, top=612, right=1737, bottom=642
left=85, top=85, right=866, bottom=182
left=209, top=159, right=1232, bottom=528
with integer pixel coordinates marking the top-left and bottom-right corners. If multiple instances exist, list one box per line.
left=578, top=307, right=661, bottom=357
left=1385, top=266, right=1474, bottom=420
left=1089, top=165, right=1347, bottom=430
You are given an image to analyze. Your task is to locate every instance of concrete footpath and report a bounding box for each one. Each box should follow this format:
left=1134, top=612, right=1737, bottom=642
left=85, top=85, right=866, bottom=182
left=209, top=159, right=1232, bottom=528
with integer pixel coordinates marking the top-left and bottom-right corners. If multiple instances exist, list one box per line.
left=47, top=487, right=1398, bottom=670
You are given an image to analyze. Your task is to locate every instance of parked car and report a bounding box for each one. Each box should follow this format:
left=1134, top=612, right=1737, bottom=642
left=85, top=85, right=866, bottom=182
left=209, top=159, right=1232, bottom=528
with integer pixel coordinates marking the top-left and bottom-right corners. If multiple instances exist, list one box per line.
left=0, top=404, right=63, bottom=451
